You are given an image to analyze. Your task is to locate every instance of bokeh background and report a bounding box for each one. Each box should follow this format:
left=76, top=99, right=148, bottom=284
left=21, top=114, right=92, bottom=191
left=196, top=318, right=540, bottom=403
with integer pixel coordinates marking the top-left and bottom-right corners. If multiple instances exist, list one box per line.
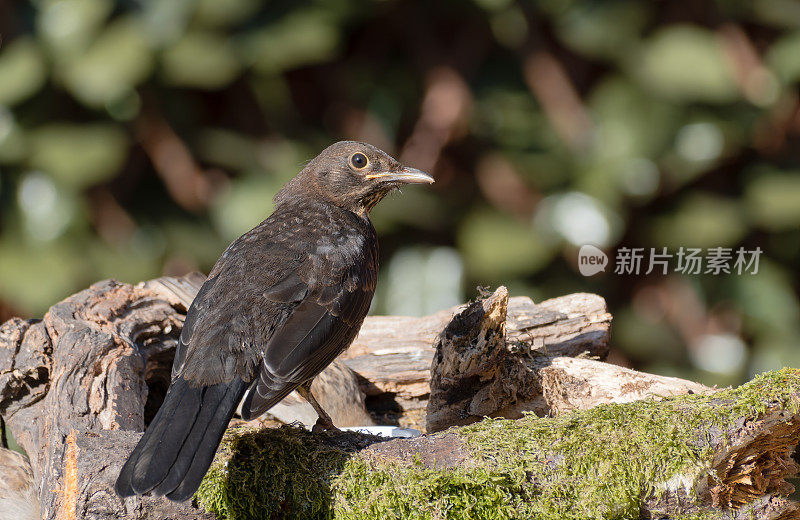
left=0, top=0, right=799, bottom=388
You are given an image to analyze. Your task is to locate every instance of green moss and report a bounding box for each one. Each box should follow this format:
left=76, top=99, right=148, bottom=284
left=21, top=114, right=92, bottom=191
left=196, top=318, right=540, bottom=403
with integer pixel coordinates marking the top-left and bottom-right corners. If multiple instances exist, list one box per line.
left=196, top=369, right=800, bottom=520
left=196, top=425, right=355, bottom=519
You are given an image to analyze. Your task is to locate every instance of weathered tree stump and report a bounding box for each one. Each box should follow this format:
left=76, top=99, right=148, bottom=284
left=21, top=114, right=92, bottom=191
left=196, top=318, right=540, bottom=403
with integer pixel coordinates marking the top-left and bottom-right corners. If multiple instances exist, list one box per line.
left=0, top=277, right=215, bottom=520
left=344, top=287, right=613, bottom=428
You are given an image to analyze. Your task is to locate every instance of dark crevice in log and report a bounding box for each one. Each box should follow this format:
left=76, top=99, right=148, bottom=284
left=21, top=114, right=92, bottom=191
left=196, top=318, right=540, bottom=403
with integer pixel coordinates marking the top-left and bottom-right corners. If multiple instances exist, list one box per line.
left=0, top=319, right=51, bottom=418
left=142, top=348, right=174, bottom=425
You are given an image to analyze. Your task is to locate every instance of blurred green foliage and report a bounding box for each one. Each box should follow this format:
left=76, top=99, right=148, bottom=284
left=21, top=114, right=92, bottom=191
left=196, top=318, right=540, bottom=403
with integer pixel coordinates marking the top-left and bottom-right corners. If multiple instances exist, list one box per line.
left=0, top=0, right=799, bottom=386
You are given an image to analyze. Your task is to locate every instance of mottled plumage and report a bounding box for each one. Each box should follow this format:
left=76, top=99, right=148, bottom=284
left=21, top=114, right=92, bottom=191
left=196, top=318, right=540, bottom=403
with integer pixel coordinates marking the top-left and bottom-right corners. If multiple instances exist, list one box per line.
left=116, top=141, right=432, bottom=501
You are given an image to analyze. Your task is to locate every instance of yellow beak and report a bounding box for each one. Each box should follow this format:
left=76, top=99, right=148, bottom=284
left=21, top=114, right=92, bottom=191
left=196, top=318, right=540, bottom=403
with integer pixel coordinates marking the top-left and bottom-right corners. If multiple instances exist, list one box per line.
left=365, top=166, right=434, bottom=184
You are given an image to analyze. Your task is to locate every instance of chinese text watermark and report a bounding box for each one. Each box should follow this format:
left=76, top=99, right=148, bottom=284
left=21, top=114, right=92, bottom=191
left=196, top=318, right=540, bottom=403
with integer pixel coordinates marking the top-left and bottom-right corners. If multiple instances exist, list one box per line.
left=578, top=246, right=762, bottom=276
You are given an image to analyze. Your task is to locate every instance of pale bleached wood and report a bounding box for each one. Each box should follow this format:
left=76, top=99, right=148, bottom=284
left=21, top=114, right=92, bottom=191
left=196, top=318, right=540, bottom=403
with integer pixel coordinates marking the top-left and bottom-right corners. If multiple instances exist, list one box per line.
left=497, top=355, right=713, bottom=418
left=342, top=292, right=612, bottom=411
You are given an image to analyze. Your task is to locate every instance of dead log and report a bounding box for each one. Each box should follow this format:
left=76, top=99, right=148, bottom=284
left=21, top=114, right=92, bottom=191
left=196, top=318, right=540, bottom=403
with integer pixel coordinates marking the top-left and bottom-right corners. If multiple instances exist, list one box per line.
left=0, top=278, right=214, bottom=520
left=0, top=275, right=611, bottom=519
left=343, top=288, right=613, bottom=428
left=193, top=370, right=800, bottom=520
left=143, top=273, right=616, bottom=430
left=426, top=286, right=710, bottom=432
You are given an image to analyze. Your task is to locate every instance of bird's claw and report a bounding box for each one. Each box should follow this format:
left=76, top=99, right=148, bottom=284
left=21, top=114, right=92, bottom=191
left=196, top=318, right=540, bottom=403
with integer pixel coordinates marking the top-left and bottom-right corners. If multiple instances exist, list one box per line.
left=312, top=416, right=340, bottom=434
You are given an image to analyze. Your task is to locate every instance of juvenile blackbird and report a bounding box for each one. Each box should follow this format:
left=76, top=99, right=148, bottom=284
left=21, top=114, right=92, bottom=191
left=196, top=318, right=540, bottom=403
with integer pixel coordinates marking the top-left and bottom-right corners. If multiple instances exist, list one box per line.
left=115, top=141, right=433, bottom=501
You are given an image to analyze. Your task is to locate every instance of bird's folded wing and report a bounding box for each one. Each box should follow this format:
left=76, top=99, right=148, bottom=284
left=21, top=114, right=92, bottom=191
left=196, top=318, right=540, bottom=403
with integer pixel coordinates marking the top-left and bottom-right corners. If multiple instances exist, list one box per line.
left=240, top=282, right=372, bottom=420
left=171, top=275, right=219, bottom=379
left=169, top=223, right=375, bottom=420
left=170, top=243, right=303, bottom=383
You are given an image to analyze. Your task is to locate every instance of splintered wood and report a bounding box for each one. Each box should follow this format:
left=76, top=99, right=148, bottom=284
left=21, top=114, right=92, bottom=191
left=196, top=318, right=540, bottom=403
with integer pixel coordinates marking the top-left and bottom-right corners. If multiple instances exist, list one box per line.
left=54, top=430, right=79, bottom=520
left=346, top=289, right=614, bottom=428
left=710, top=419, right=800, bottom=509
left=426, top=286, right=708, bottom=432
left=426, top=287, right=514, bottom=432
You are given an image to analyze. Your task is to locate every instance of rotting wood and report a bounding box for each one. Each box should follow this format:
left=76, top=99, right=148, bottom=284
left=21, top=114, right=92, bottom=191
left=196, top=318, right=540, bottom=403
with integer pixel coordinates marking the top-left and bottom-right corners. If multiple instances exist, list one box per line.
left=426, top=286, right=709, bottom=432
left=0, top=279, right=213, bottom=520
left=344, top=288, right=613, bottom=428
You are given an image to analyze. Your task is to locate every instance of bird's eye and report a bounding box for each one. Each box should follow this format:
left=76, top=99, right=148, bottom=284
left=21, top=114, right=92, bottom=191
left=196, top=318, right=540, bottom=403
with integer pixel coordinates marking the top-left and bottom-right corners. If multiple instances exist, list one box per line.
left=350, top=152, right=369, bottom=170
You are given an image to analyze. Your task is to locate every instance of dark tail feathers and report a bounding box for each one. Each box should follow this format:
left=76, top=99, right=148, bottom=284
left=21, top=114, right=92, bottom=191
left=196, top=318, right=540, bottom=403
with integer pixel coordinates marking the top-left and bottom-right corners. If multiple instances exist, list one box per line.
left=115, top=376, right=247, bottom=501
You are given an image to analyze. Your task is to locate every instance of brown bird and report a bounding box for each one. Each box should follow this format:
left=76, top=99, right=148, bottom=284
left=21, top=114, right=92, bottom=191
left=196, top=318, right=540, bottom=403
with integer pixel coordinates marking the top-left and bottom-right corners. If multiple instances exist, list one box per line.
left=115, top=141, right=433, bottom=501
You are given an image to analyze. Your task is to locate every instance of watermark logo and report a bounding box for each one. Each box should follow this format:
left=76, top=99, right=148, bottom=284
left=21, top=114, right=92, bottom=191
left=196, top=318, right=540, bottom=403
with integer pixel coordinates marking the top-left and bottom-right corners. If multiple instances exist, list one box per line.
left=577, top=245, right=608, bottom=276
left=578, top=246, right=763, bottom=276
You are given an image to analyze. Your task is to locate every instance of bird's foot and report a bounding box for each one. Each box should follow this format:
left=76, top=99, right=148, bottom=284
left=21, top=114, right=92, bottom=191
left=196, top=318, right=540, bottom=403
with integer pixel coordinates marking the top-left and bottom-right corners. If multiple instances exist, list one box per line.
left=312, top=416, right=340, bottom=434
left=298, top=379, right=340, bottom=433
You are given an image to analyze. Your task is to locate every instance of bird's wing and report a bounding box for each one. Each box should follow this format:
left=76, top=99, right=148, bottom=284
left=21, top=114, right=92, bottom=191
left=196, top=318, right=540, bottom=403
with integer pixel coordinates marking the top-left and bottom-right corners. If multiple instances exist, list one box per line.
left=170, top=236, right=304, bottom=385
left=239, top=263, right=374, bottom=420
left=170, top=213, right=377, bottom=419
left=170, top=274, right=218, bottom=380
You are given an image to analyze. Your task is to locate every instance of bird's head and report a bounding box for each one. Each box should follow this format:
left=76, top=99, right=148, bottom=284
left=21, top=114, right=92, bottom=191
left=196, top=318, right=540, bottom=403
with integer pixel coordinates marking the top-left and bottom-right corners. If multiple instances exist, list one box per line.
left=275, top=141, right=434, bottom=215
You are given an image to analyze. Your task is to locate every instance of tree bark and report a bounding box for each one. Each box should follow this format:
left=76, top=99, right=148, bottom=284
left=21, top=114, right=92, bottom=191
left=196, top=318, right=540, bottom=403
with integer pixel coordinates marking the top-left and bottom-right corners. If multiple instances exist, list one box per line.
left=0, top=276, right=214, bottom=520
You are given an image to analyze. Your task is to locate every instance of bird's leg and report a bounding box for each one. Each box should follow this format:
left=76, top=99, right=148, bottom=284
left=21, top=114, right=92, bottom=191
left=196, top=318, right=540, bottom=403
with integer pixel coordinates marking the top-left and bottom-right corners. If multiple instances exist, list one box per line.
left=297, top=381, right=339, bottom=433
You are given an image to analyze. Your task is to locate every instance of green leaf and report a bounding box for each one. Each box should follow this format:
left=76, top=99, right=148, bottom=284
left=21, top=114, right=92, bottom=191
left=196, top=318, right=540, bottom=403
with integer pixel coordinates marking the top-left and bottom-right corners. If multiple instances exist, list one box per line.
left=28, top=124, right=128, bottom=187
left=588, top=76, right=678, bottom=160
left=734, top=260, right=800, bottom=334
left=554, top=1, right=649, bottom=61
left=0, top=239, right=88, bottom=315
left=61, top=16, right=154, bottom=107
left=0, top=110, right=29, bottom=164
left=195, top=0, right=261, bottom=27
left=766, top=30, right=800, bottom=84
left=241, top=10, right=340, bottom=73
left=0, top=37, right=48, bottom=106
left=36, top=0, right=114, bottom=57
left=162, top=31, right=241, bottom=89
left=745, top=170, right=800, bottom=230
left=633, top=26, right=738, bottom=103
left=458, top=208, right=555, bottom=280
left=211, top=170, right=291, bottom=240
left=649, top=194, right=747, bottom=248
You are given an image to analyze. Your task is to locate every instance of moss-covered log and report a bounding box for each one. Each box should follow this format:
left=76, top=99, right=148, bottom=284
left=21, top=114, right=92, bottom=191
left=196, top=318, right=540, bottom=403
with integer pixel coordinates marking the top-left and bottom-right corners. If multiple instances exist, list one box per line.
left=196, top=369, right=800, bottom=520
